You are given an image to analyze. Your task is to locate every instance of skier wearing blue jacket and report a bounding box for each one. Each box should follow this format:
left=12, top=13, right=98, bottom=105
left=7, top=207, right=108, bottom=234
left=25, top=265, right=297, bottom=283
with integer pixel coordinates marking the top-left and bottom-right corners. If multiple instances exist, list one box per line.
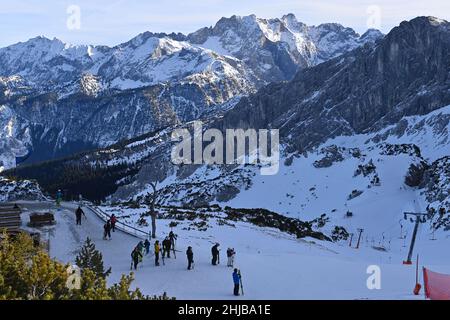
left=232, top=268, right=241, bottom=296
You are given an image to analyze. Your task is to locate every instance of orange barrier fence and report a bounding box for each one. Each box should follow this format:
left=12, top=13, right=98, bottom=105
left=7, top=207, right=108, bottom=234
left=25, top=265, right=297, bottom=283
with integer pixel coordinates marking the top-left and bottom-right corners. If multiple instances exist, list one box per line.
left=423, top=267, right=450, bottom=300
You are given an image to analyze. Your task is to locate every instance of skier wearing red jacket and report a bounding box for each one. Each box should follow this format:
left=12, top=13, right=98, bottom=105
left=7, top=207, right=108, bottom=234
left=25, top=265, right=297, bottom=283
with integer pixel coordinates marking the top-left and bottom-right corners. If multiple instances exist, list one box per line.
left=110, top=214, right=117, bottom=232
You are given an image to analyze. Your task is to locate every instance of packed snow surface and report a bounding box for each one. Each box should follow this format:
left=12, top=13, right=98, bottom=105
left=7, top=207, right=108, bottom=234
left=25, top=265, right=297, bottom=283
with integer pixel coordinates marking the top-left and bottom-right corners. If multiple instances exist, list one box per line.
left=15, top=201, right=450, bottom=300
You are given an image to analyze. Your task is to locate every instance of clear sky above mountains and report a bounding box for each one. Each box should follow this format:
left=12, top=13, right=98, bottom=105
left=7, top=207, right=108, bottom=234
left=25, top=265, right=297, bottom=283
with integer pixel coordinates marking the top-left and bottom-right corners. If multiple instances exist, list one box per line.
left=0, top=0, right=448, bottom=47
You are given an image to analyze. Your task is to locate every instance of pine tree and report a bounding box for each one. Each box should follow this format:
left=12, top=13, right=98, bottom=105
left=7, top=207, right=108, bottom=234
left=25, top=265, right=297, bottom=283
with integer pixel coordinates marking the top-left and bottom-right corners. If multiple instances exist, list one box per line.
left=108, top=273, right=145, bottom=300
left=75, top=237, right=111, bottom=278
left=0, top=231, right=173, bottom=300
left=0, top=231, right=70, bottom=299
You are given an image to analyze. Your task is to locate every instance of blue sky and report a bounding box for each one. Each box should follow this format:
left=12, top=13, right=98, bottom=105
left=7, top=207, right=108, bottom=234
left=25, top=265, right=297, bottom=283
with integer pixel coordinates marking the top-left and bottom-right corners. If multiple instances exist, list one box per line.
left=0, top=0, right=448, bottom=47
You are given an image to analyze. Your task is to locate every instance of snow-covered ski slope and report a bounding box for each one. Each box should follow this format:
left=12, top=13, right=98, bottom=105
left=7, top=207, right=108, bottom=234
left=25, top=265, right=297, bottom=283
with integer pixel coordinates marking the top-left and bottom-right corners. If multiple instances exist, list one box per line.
left=14, top=200, right=446, bottom=300
left=98, top=106, right=450, bottom=299
left=94, top=202, right=450, bottom=299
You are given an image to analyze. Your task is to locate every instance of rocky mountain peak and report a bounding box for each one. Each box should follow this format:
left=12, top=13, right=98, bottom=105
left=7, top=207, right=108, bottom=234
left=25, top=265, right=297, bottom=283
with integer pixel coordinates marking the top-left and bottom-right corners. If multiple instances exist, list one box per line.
left=403, top=16, right=449, bottom=28
left=314, top=22, right=358, bottom=34
left=360, top=29, right=384, bottom=42
left=220, top=15, right=450, bottom=155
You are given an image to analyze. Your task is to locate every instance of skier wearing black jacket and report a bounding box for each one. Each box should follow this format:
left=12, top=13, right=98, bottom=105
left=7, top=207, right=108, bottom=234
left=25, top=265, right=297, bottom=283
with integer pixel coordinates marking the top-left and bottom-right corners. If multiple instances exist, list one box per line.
left=169, top=231, right=177, bottom=246
left=186, top=246, right=194, bottom=270
left=75, top=206, right=85, bottom=225
left=144, top=239, right=151, bottom=255
left=162, top=237, right=172, bottom=258
left=131, top=247, right=143, bottom=270
left=211, top=243, right=220, bottom=265
left=103, top=220, right=112, bottom=240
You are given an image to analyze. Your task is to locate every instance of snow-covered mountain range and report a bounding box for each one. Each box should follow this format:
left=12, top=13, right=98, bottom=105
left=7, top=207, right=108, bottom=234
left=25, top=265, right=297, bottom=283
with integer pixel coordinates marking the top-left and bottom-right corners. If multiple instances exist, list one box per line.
left=0, top=14, right=381, bottom=95
left=0, top=13, right=382, bottom=170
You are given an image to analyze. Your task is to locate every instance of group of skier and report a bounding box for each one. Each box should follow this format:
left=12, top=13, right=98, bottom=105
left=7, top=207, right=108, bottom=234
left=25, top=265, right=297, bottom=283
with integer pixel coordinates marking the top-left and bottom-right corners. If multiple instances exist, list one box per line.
left=211, top=244, right=236, bottom=267
left=72, top=203, right=243, bottom=296
left=130, top=238, right=152, bottom=269
left=73, top=205, right=117, bottom=242
left=208, top=243, right=243, bottom=295
left=211, top=244, right=242, bottom=295
left=130, top=237, right=243, bottom=295
left=103, top=214, right=117, bottom=240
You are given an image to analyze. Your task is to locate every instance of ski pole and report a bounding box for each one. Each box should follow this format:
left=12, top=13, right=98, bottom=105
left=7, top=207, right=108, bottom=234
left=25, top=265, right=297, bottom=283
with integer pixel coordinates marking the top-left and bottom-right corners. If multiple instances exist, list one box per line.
left=239, top=270, right=244, bottom=295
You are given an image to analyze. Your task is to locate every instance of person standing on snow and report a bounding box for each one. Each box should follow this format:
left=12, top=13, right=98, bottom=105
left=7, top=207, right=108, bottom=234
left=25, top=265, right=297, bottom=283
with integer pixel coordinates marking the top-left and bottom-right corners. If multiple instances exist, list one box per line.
left=110, top=214, right=117, bottom=232
left=56, top=190, right=63, bottom=207
left=211, top=243, right=220, bottom=265
left=103, top=220, right=112, bottom=240
left=144, top=238, right=151, bottom=255
left=232, top=268, right=241, bottom=296
left=154, top=240, right=161, bottom=266
left=162, top=237, right=172, bottom=258
left=169, top=231, right=177, bottom=249
left=186, top=246, right=194, bottom=270
left=131, top=247, right=143, bottom=270
left=75, top=206, right=86, bottom=226
left=227, top=248, right=236, bottom=267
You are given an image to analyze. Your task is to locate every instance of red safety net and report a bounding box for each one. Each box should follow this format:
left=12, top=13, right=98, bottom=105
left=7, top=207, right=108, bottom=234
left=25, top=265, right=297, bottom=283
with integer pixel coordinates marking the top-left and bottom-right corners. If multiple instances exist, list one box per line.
left=423, top=267, right=450, bottom=300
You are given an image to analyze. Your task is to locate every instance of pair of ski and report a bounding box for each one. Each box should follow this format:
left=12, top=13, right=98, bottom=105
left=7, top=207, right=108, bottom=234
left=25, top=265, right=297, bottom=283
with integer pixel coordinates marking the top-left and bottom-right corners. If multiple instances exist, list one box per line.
left=238, top=270, right=244, bottom=296
left=160, top=251, right=178, bottom=265
left=130, top=259, right=144, bottom=270
left=171, top=247, right=177, bottom=259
